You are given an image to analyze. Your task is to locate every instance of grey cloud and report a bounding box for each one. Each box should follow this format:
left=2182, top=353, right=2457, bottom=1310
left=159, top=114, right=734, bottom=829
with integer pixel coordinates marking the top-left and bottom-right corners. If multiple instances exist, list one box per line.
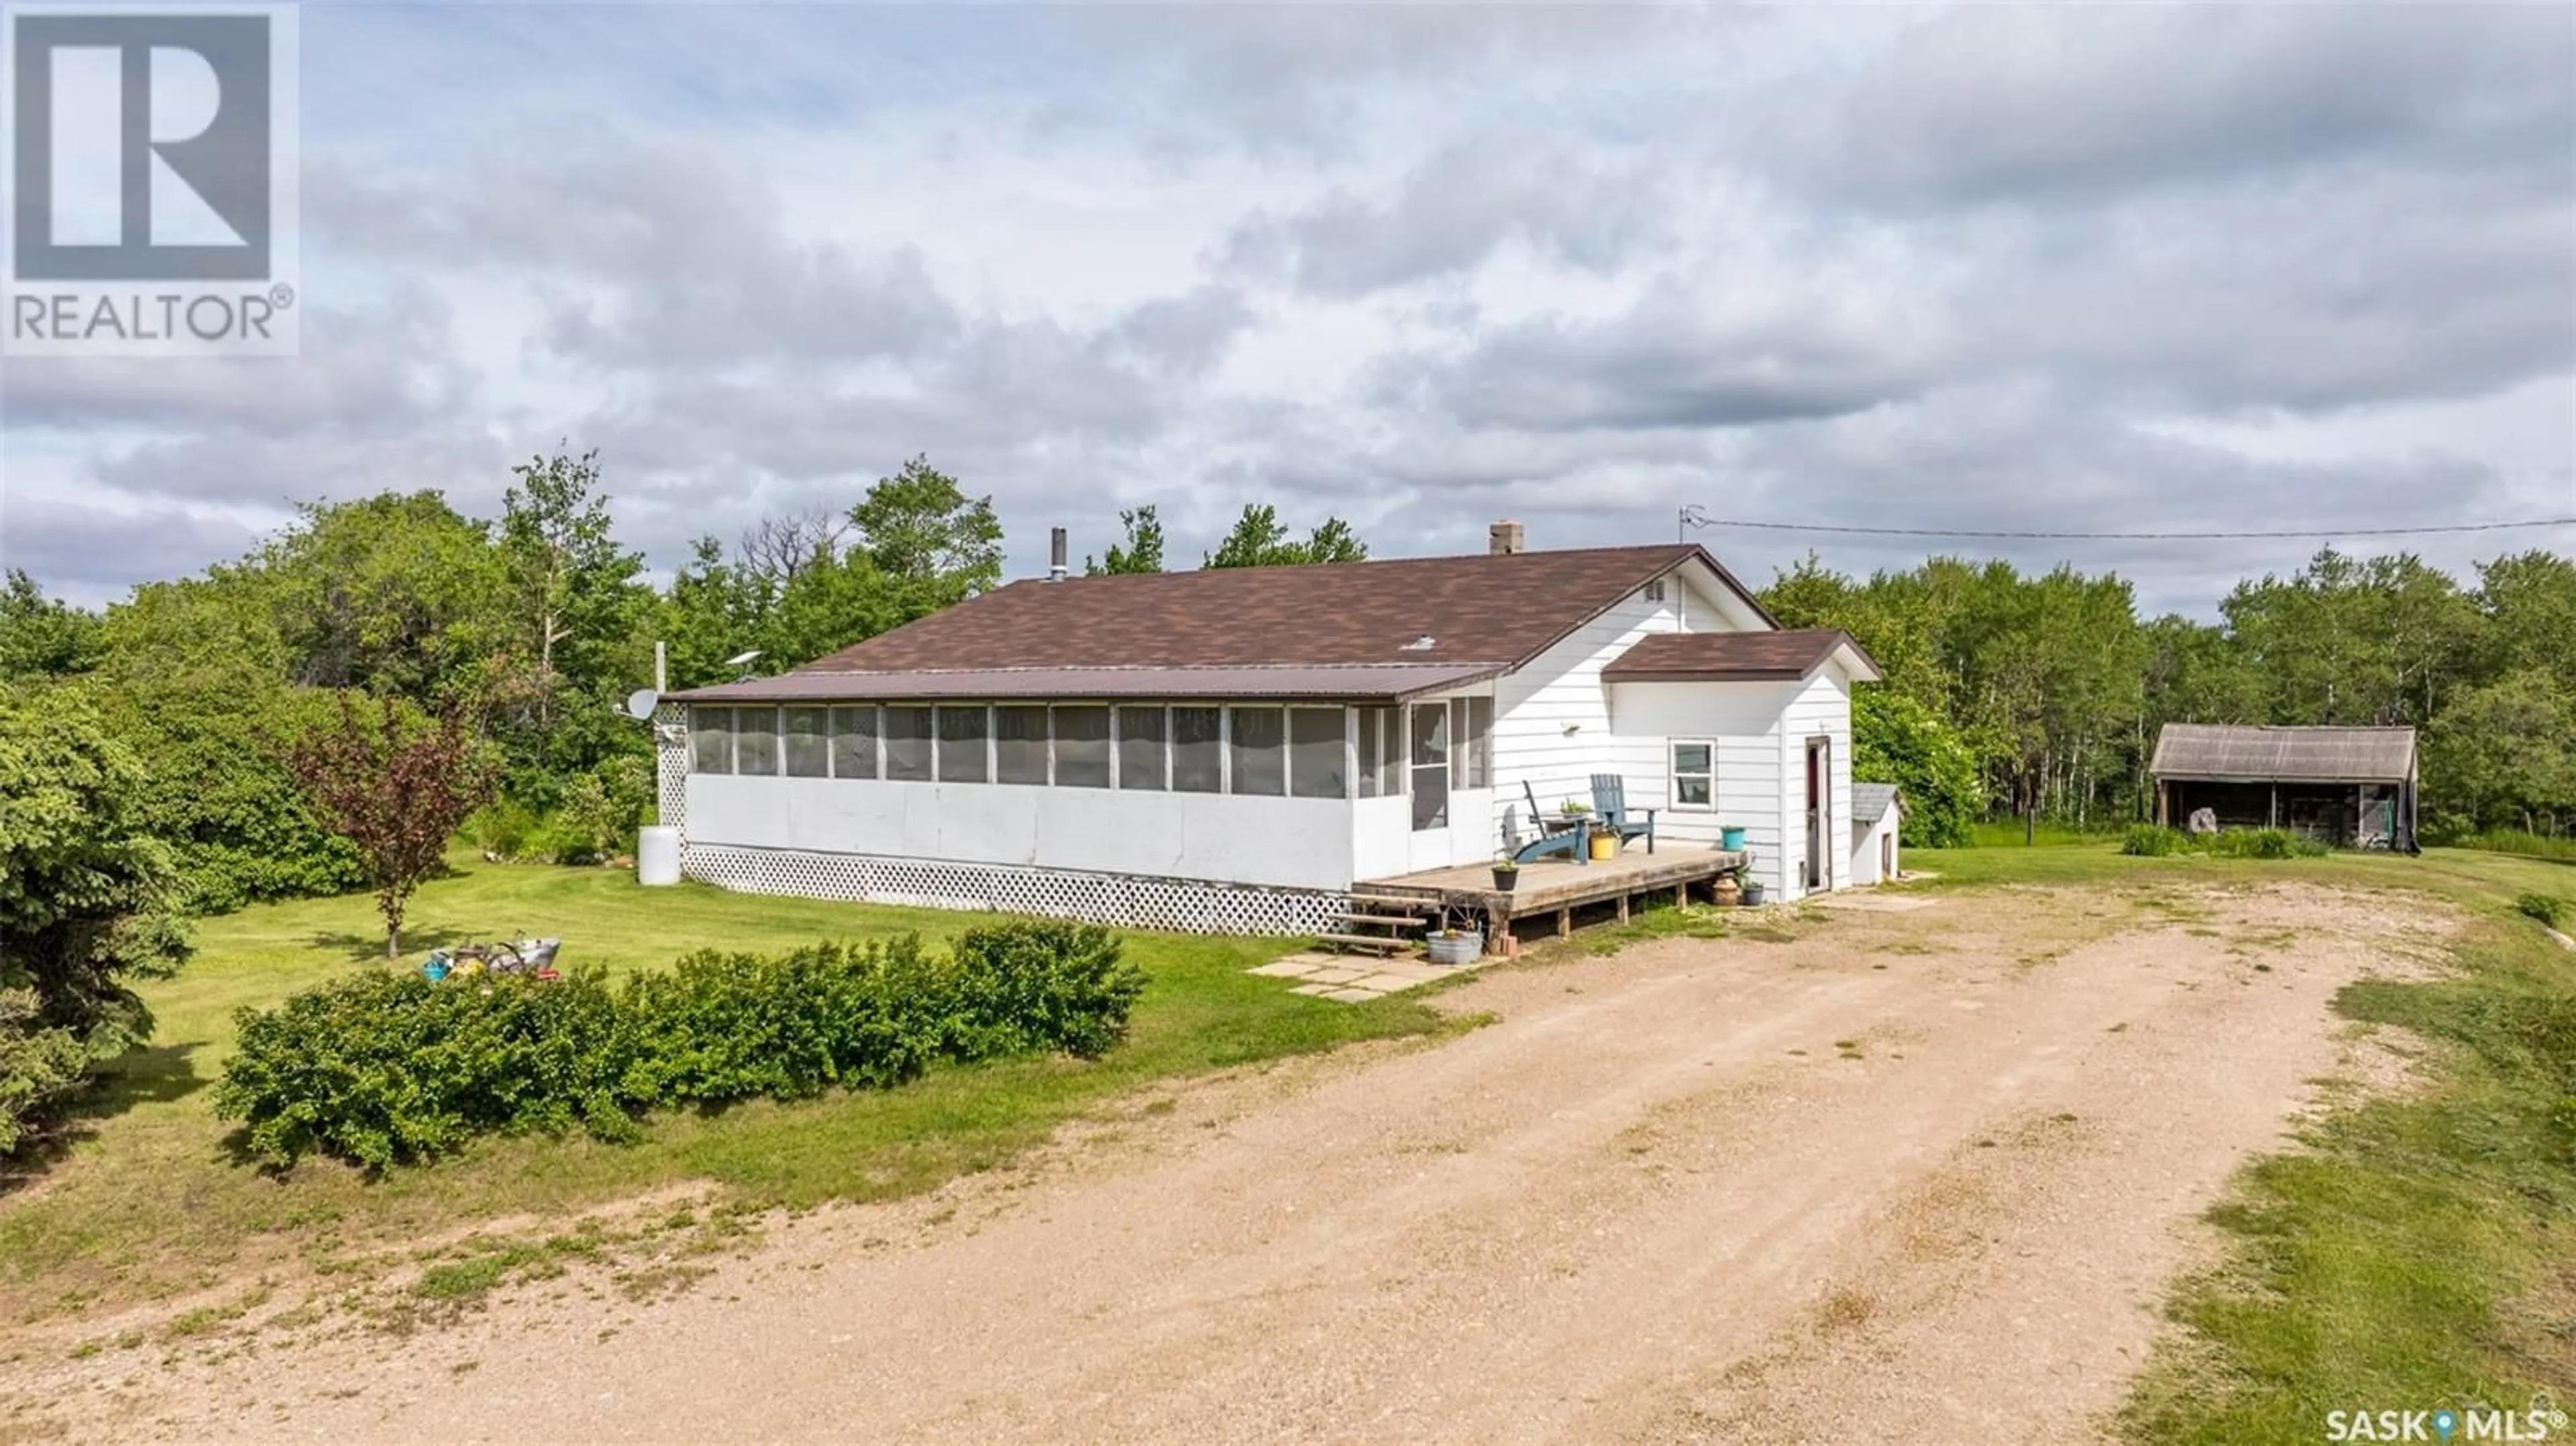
left=1104, top=285, right=1254, bottom=374
left=1390, top=274, right=1941, bottom=431
left=313, top=148, right=960, bottom=370
left=90, top=429, right=509, bottom=513
left=0, top=295, right=468, bottom=437
left=1808, top=5, right=2575, bottom=206
left=1224, top=132, right=1666, bottom=296
left=1046, top=4, right=1714, bottom=157
left=0, top=493, right=262, bottom=602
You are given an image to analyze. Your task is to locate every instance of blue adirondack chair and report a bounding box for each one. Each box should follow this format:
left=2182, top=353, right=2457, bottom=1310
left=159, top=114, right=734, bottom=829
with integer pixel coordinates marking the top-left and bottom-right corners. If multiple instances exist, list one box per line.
left=1506, top=781, right=1588, bottom=865
left=1590, top=773, right=1656, bottom=854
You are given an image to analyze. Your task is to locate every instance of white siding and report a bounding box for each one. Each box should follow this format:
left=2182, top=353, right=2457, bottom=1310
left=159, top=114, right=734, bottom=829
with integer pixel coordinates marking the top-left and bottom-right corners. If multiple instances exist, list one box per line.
left=1604, top=679, right=1790, bottom=890
left=1778, top=670, right=1855, bottom=900
left=1849, top=803, right=1901, bottom=885
left=685, top=774, right=1356, bottom=891
left=1488, top=585, right=1686, bottom=849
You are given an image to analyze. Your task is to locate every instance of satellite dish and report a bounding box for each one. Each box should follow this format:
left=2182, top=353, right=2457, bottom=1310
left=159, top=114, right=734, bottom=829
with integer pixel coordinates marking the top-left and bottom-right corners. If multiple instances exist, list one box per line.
left=625, top=688, right=660, bottom=721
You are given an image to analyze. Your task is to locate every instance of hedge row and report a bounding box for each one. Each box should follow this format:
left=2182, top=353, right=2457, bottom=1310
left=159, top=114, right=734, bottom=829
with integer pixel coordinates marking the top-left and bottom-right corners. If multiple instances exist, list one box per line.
left=213, top=920, right=1145, bottom=1169
left=2122, top=823, right=2329, bottom=860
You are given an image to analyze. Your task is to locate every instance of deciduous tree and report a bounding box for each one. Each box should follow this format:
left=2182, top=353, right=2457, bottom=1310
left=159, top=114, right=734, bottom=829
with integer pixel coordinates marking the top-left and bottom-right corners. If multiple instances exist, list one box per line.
left=290, top=697, right=496, bottom=958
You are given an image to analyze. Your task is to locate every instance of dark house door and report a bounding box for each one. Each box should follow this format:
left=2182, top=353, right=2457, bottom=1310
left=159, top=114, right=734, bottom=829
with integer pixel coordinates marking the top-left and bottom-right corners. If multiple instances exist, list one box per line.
left=1805, top=736, right=1831, bottom=891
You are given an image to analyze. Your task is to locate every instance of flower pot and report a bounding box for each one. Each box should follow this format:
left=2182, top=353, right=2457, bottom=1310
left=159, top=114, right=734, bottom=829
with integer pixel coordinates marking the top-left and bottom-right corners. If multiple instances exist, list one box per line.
left=1741, top=880, right=1767, bottom=906
left=1589, top=831, right=1618, bottom=861
left=1721, top=825, right=1748, bottom=851
left=1712, top=873, right=1742, bottom=907
left=1491, top=866, right=1519, bottom=891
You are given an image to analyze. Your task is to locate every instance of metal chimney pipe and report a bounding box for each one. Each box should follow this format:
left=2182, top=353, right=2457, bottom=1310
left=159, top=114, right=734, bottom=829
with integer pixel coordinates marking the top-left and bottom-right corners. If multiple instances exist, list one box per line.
left=1049, top=526, right=1069, bottom=581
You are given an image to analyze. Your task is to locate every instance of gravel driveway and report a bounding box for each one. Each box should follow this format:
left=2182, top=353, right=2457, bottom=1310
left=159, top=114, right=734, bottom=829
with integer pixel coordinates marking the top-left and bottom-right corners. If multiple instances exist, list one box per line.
left=46, top=882, right=2432, bottom=1444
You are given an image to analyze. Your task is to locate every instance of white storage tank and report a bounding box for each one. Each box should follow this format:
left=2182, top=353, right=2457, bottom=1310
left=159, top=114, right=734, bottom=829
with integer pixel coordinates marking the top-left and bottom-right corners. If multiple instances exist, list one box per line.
left=637, top=825, right=681, bottom=886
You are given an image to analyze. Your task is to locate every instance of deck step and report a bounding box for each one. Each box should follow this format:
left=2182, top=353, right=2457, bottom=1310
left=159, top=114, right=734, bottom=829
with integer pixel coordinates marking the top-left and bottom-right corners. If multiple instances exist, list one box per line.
left=1316, top=931, right=1416, bottom=953
left=1346, top=892, right=1438, bottom=911
left=1334, top=911, right=1427, bottom=927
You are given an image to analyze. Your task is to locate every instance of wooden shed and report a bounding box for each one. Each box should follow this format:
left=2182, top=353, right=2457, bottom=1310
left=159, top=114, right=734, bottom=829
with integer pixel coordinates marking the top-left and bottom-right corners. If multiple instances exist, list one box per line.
left=2149, top=724, right=2418, bottom=852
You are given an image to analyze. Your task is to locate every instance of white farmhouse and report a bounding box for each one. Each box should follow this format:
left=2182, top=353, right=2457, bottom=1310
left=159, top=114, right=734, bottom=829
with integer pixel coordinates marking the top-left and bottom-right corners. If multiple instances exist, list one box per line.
left=657, top=524, right=1882, bottom=941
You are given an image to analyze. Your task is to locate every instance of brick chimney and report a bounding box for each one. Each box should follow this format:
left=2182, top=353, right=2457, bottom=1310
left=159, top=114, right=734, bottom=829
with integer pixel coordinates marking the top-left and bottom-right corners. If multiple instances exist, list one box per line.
left=1488, top=519, right=1525, bottom=556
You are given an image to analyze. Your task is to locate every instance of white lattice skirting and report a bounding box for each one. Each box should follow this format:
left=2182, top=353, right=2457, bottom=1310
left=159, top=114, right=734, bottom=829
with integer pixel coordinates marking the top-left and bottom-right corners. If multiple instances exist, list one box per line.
left=681, top=843, right=1344, bottom=937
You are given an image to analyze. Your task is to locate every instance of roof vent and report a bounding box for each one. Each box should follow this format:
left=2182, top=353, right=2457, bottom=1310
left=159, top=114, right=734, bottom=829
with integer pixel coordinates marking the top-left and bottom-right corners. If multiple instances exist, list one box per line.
left=1402, top=635, right=1436, bottom=652
left=1049, top=525, right=1068, bottom=582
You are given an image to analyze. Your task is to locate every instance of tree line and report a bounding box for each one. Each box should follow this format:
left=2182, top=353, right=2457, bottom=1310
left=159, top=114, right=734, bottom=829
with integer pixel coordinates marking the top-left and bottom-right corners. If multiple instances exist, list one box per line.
left=1758, top=546, right=2576, bottom=842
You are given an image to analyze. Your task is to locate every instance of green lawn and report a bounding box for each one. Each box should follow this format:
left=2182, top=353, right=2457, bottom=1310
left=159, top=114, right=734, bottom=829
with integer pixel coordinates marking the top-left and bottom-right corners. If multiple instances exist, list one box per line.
left=0, top=855, right=1446, bottom=1328
left=1910, top=840, right=2576, bottom=1437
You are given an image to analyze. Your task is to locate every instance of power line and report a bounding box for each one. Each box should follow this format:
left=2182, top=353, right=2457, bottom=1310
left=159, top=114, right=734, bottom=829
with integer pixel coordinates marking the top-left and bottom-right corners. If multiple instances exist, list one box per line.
left=1674, top=505, right=2576, bottom=544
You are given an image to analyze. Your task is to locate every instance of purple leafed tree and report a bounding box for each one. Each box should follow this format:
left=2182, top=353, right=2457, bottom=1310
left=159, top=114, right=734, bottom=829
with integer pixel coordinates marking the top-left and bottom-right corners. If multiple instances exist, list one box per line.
left=290, top=696, right=495, bottom=959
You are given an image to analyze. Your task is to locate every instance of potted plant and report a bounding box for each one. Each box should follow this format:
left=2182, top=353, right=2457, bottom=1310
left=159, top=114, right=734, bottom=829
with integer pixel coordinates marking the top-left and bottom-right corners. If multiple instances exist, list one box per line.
left=1491, top=856, right=1519, bottom=891
left=1740, top=873, right=1767, bottom=906
left=1559, top=798, right=1591, bottom=818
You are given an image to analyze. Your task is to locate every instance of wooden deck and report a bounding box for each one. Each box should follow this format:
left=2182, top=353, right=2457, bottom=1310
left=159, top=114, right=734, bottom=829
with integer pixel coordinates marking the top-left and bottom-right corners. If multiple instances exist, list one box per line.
left=1358, top=845, right=1750, bottom=946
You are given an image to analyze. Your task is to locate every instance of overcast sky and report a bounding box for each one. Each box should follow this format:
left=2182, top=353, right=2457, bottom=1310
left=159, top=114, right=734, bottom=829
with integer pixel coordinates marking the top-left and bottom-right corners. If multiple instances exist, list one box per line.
left=3, top=2, right=2572, bottom=615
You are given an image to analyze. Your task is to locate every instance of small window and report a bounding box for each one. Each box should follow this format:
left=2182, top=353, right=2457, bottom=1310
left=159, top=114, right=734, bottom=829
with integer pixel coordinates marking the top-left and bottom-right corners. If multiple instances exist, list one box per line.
left=832, top=705, right=879, bottom=779
left=994, top=705, right=1050, bottom=784
left=1171, top=706, right=1224, bottom=793
left=1116, top=707, right=1166, bottom=790
left=1449, top=696, right=1492, bottom=789
left=734, top=707, right=780, bottom=776
left=690, top=706, right=733, bottom=775
left=1053, top=706, right=1112, bottom=788
left=1672, top=739, right=1714, bottom=809
left=1289, top=707, right=1347, bottom=799
left=936, top=705, right=989, bottom=783
left=1229, top=707, right=1286, bottom=796
left=1642, top=579, right=1667, bottom=604
left=783, top=706, right=831, bottom=778
left=883, top=706, right=934, bottom=781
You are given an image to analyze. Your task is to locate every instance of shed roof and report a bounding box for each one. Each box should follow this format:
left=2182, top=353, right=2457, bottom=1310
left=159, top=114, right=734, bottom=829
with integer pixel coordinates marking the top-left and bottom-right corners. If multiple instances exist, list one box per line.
left=680, top=544, right=1778, bottom=703
left=2149, top=724, right=2418, bottom=784
left=675, top=662, right=1499, bottom=705
left=1850, top=782, right=1903, bottom=825
left=1602, top=628, right=1881, bottom=684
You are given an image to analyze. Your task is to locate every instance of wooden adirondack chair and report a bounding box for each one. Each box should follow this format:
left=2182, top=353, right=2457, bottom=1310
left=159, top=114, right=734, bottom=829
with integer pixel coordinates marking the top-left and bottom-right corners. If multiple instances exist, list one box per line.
left=1589, top=774, right=1657, bottom=854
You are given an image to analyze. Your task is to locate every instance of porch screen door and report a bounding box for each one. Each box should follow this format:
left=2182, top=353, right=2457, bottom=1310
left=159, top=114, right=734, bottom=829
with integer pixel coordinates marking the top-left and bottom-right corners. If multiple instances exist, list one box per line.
left=1409, top=703, right=1448, bottom=831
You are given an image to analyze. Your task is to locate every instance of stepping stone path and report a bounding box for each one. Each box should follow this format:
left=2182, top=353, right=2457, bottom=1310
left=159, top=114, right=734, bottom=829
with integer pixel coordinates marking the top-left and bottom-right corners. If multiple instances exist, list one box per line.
left=1246, top=950, right=1477, bottom=1001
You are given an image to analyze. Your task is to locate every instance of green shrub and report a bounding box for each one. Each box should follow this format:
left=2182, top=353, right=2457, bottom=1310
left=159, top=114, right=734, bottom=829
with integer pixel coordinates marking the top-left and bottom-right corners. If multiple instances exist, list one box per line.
left=216, top=968, right=633, bottom=1168
left=2122, top=823, right=2186, bottom=857
left=469, top=800, right=540, bottom=860
left=0, top=990, right=91, bottom=1155
left=214, top=920, right=1146, bottom=1169
left=2205, top=827, right=2328, bottom=860
left=945, top=920, right=1144, bottom=1060
left=619, top=937, right=952, bottom=1103
left=2516, top=893, right=2565, bottom=928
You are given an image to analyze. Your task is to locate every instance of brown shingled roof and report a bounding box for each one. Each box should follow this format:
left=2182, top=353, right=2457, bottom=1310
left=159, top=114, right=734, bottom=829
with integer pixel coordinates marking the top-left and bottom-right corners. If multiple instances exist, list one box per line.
left=1603, top=629, right=1878, bottom=682
left=794, top=545, right=1762, bottom=672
